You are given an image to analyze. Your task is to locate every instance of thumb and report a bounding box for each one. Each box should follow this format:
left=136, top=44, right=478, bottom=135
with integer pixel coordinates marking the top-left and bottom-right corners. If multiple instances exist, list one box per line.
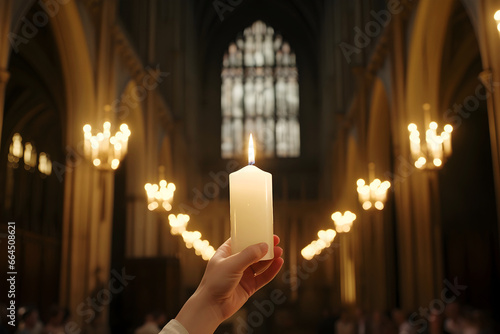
left=226, top=242, right=268, bottom=273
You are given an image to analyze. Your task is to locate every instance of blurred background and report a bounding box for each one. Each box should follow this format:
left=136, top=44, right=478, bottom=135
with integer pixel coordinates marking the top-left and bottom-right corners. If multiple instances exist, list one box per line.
left=0, top=0, right=499, bottom=333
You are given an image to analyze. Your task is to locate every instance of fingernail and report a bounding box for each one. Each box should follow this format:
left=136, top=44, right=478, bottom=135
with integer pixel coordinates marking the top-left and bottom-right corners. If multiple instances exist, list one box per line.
left=259, top=243, right=268, bottom=253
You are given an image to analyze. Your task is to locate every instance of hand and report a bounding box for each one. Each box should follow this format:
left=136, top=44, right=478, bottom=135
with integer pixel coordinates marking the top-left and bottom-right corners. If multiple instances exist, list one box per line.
left=175, top=235, right=284, bottom=334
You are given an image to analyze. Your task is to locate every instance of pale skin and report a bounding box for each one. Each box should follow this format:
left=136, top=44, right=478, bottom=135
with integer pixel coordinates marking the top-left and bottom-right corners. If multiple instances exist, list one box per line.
left=175, top=235, right=284, bottom=334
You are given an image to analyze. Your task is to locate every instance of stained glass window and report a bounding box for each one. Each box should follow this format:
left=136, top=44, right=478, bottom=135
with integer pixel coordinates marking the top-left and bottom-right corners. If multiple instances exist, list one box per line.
left=221, top=20, right=300, bottom=158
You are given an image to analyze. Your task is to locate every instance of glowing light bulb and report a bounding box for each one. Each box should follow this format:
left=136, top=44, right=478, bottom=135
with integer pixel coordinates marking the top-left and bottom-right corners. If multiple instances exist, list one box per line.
left=408, top=123, right=417, bottom=132
left=111, top=159, right=120, bottom=170
left=495, top=10, right=500, bottom=21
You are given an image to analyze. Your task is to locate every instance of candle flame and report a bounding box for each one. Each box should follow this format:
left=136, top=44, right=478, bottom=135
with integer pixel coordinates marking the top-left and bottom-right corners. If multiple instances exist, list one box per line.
left=248, top=134, right=255, bottom=165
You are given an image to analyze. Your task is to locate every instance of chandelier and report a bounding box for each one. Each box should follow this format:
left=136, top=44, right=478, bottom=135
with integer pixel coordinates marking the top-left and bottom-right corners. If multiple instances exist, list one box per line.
left=408, top=104, right=453, bottom=170
left=144, top=166, right=176, bottom=211
left=23, top=142, right=37, bottom=170
left=356, top=163, right=391, bottom=211
left=8, top=133, right=24, bottom=167
left=38, top=153, right=52, bottom=176
left=83, top=109, right=131, bottom=170
left=331, top=211, right=356, bottom=233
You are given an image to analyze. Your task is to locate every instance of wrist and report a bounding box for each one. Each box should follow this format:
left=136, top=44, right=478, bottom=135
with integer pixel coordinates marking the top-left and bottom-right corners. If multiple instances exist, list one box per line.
left=175, top=289, right=223, bottom=334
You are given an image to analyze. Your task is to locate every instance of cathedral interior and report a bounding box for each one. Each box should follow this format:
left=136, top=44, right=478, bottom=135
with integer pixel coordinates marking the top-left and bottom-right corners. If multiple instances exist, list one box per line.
left=1, top=0, right=500, bottom=333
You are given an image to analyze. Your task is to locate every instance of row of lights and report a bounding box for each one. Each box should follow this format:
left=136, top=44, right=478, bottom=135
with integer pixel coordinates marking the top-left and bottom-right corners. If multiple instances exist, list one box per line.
left=301, top=211, right=357, bottom=260
left=301, top=104, right=456, bottom=259
left=301, top=229, right=336, bottom=260
left=168, top=214, right=217, bottom=261
left=301, top=164, right=389, bottom=260
left=8, top=133, right=52, bottom=176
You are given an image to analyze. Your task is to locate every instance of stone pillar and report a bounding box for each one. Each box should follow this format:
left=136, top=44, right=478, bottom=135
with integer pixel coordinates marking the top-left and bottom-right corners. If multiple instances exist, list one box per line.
left=0, top=69, right=10, bottom=146
left=0, top=0, right=12, bottom=147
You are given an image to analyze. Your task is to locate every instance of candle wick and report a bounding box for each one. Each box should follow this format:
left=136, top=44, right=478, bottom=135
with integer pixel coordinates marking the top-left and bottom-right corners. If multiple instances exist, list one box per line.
left=249, top=161, right=255, bottom=166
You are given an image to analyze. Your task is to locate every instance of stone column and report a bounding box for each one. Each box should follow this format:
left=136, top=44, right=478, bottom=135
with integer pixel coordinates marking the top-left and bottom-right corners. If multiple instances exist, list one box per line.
left=0, top=0, right=12, bottom=147
left=0, top=69, right=10, bottom=146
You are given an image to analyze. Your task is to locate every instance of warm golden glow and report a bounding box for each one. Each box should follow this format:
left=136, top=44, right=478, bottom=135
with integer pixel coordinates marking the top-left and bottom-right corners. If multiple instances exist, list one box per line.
left=166, top=216, right=216, bottom=261
left=408, top=121, right=452, bottom=170
left=23, top=142, right=37, bottom=169
left=301, top=229, right=336, bottom=260
left=356, top=172, right=391, bottom=211
left=83, top=120, right=130, bottom=170
left=8, top=133, right=24, bottom=165
left=248, top=133, right=255, bottom=165
left=331, top=211, right=357, bottom=233
left=495, top=10, right=500, bottom=21
left=362, top=201, right=372, bottom=210
left=38, top=152, right=52, bottom=176
left=169, top=213, right=190, bottom=235
left=145, top=174, right=176, bottom=212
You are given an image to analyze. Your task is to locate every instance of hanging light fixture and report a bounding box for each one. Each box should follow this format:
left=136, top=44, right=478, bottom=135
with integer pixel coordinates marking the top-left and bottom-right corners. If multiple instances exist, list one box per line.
left=356, top=163, right=391, bottom=211
left=331, top=211, right=357, bottom=233
left=38, top=152, right=52, bottom=176
left=144, top=166, right=176, bottom=211
left=83, top=105, right=131, bottom=170
left=408, top=104, right=453, bottom=169
left=8, top=133, right=23, bottom=167
left=23, top=142, right=37, bottom=170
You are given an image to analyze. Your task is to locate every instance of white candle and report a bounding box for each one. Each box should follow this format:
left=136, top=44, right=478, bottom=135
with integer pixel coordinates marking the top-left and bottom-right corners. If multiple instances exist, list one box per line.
left=230, top=134, right=274, bottom=260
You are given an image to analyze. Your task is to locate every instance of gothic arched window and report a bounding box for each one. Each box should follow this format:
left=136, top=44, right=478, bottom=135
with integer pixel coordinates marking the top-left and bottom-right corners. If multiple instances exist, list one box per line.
left=221, top=21, right=300, bottom=158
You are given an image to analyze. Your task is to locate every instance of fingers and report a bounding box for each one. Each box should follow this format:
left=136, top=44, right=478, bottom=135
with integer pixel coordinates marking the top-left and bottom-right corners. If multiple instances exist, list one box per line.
left=273, top=234, right=280, bottom=246
left=213, top=238, right=232, bottom=259
left=226, top=242, right=269, bottom=273
left=250, top=246, right=283, bottom=275
left=254, top=257, right=284, bottom=289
